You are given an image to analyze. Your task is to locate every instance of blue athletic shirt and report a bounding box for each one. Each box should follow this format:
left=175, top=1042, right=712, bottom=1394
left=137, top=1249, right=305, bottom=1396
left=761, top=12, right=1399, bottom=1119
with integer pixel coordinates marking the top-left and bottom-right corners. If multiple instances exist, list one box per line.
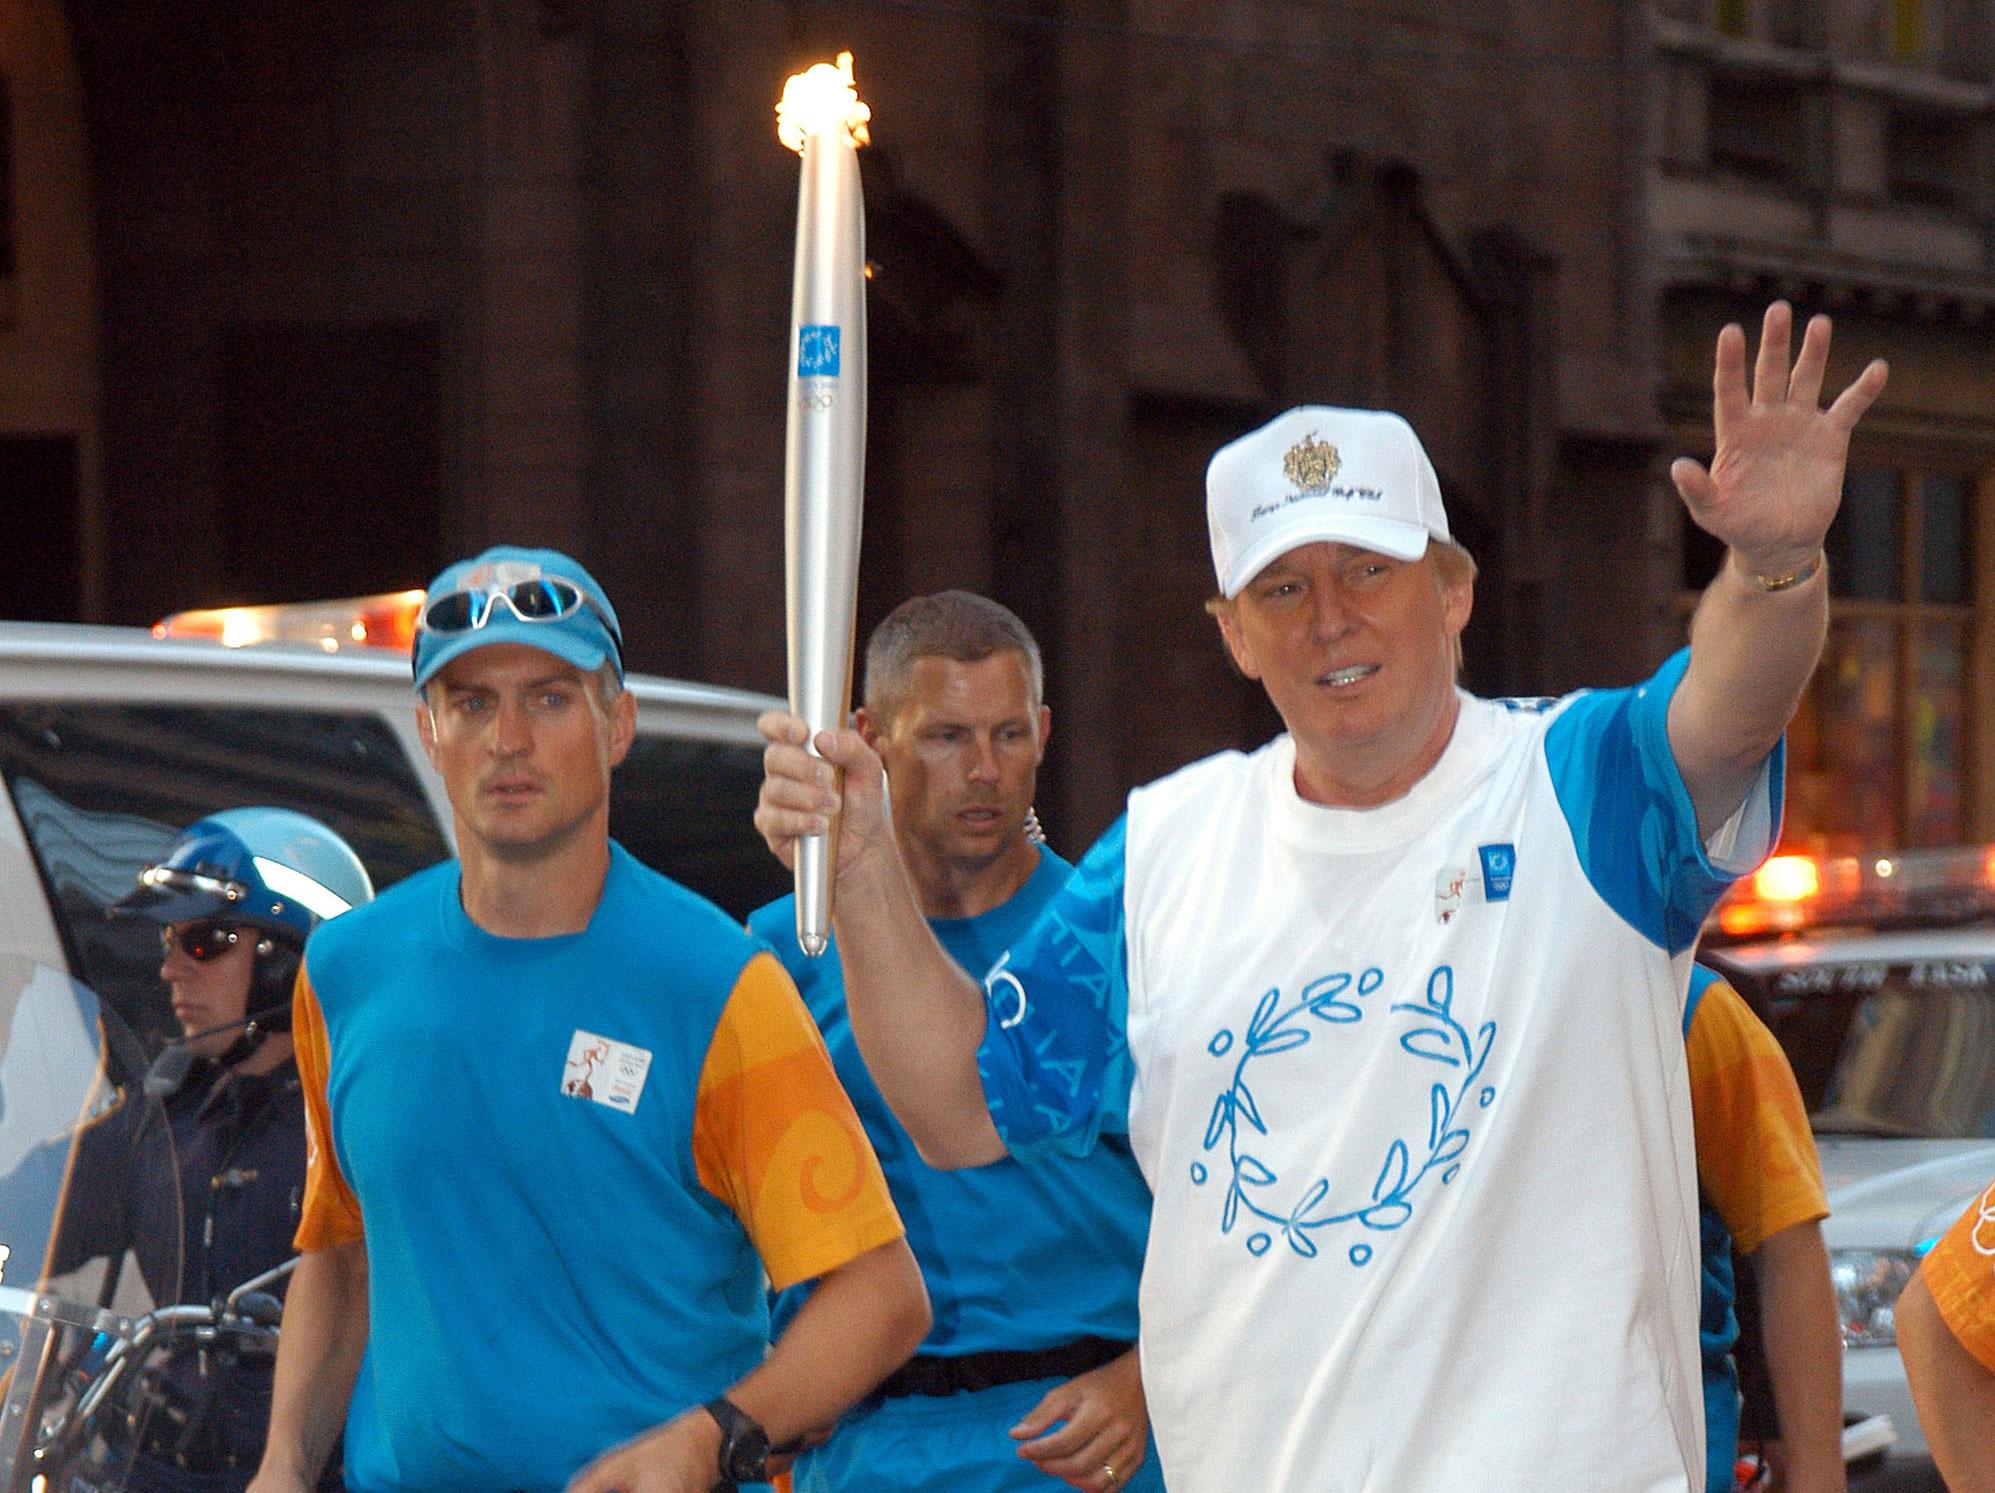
left=753, top=846, right=1151, bottom=1354
left=298, top=844, right=901, bottom=1493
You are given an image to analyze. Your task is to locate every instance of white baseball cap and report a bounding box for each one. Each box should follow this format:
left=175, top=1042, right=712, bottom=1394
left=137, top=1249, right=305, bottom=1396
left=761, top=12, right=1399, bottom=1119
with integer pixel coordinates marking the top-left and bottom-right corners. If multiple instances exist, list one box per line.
left=1207, top=405, right=1451, bottom=598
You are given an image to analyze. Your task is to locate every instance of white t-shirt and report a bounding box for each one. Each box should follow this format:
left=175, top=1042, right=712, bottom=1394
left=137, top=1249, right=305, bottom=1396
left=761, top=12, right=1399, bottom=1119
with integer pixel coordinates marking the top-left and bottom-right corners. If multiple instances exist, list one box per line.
left=976, top=651, right=1779, bottom=1491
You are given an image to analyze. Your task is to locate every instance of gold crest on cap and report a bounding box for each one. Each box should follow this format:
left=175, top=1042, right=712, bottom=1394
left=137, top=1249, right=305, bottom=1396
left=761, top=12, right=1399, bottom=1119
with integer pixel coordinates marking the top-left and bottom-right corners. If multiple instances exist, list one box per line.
left=1283, top=433, right=1340, bottom=496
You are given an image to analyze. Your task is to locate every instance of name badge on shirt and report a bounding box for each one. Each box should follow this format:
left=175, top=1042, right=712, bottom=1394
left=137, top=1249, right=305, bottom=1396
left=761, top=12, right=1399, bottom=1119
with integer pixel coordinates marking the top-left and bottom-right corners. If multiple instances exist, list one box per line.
left=561, top=1029, right=653, bottom=1115
left=1436, top=844, right=1517, bottom=924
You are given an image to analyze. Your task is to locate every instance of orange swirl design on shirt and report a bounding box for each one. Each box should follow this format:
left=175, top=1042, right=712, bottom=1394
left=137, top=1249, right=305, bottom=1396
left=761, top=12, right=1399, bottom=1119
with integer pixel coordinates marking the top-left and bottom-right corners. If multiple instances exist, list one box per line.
left=694, top=957, right=902, bottom=1288
left=754, top=1106, right=869, bottom=1215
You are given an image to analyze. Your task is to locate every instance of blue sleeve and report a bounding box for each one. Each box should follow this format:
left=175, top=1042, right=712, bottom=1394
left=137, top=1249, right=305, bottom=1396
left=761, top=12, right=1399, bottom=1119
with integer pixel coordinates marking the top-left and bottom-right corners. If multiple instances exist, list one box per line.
left=743, top=899, right=784, bottom=946
left=975, top=816, right=1135, bottom=1160
left=1683, top=962, right=1721, bottom=1038
left=1544, top=648, right=1784, bottom=955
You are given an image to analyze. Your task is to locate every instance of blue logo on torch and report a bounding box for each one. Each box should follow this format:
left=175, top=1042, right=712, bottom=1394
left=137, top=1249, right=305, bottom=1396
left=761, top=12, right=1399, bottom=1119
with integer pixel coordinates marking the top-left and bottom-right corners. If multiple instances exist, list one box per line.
left=798, top=325, right=841, bottom=378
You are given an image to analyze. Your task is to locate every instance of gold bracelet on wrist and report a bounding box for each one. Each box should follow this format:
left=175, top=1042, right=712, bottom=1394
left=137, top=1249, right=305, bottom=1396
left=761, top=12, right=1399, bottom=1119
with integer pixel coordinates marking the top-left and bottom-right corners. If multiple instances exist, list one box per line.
left=1733, top=549, right=1824, bottom=594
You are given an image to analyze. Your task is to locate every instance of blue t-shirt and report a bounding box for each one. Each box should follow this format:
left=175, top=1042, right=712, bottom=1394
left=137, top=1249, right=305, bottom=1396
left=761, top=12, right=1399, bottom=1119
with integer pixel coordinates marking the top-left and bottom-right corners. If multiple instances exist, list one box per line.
left=306, top=844, right=775, bottom=1493
left=752, top=848, right=1151, bottom=1355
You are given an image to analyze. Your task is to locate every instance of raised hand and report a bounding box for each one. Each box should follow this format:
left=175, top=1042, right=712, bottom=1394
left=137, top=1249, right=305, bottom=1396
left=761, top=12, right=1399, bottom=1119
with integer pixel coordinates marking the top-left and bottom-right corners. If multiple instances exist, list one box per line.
left=1669, top=301, right=1888, bottom=578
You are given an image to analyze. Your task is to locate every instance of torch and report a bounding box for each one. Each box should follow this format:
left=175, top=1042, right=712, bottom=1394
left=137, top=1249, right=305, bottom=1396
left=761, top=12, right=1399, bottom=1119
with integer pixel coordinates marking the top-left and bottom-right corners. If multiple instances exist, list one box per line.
left=778, top=53, right=871, bottom=957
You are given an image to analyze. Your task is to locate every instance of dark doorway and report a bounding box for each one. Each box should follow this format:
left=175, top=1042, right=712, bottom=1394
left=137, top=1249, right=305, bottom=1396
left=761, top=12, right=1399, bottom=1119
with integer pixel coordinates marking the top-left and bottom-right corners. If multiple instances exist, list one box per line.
left=0, top=436, right=82, bottom=620
left=214, top=321, right=443, bottom=603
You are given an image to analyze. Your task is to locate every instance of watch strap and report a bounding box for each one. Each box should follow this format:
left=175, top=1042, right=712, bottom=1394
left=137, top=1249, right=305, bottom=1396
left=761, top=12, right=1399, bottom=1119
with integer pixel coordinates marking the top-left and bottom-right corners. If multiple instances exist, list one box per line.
left=703, top=1394, right=768, bottom=1484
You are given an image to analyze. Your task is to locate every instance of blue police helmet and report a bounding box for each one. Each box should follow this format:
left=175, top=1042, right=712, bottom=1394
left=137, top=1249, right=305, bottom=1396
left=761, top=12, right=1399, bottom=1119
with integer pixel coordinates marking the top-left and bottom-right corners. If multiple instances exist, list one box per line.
left=112, top=808, right=375, bottom=944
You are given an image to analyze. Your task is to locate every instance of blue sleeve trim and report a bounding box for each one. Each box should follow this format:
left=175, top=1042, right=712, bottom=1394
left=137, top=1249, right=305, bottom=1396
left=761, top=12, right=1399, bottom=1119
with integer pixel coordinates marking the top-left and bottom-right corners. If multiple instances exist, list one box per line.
left=1544, top=649, right=1779, bottom=955
left=1684, top=962, right=1721, bottom=1038
left=975, top=816, right=1134, bottom=1159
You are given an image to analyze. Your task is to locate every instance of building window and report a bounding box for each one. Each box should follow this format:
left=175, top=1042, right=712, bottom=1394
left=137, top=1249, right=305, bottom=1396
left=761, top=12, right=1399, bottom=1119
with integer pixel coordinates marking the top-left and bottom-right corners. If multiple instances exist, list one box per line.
left=1795, top=464, right=1975, bottom=852
left=1705, top=0, right=1811, bottom=45
left=1707, top=71, right=1809, bottom=185
left=1681, top=460, right=1980, bottom=853
left=1890, top=0, right=1924, bottom=56
left=1887, top=109, right=1973, bottom=211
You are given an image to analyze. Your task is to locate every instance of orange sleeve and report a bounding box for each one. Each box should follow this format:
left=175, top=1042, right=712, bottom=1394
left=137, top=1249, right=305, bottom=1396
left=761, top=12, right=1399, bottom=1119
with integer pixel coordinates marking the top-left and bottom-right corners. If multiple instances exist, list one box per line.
left=1687, top=979, right=1829, bottom=1254
left=291, top=968, right=365, bottom=1251
left=1922, top=1179, right=1995, bottom=1374
left=691, top=951, right=903, bottom=1291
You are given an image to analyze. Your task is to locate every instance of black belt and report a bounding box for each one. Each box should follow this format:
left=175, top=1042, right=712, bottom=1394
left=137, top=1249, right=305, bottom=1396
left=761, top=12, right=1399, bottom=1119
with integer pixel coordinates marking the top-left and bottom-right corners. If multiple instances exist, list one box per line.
left=875, top=1335, right=1133, bottom=1399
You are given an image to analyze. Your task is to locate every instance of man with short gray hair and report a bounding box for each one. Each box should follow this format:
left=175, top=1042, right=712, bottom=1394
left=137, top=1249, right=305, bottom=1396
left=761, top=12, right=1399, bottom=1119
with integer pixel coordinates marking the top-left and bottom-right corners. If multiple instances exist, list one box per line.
left=751, top=591, right=1160, bottom=1493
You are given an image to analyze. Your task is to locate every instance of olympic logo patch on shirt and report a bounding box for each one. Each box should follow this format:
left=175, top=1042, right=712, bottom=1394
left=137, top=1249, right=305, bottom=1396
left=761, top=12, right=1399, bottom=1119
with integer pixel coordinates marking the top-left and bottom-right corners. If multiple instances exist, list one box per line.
left=1435, top=844, right=1518, bottom=923
left=560, top=1029, right=653, bottom=1115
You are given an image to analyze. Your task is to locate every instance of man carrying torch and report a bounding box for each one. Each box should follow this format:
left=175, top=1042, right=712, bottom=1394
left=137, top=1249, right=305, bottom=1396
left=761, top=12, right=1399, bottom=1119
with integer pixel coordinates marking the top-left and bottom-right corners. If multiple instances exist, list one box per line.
left=757, top=306, right=1886, bottom=1488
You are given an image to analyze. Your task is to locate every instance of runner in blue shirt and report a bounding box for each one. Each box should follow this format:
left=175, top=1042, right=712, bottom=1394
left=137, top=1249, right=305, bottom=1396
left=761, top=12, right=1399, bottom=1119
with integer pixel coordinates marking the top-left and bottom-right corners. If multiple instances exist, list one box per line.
left=751, top=592, right=1159, bottom=1493
left=250, top=547, right=927, bottom=1493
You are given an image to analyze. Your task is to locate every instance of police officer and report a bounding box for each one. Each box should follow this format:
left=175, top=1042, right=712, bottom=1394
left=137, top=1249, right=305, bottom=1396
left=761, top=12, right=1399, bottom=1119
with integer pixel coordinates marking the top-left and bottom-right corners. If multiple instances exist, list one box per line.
left=46, top=808, right=372, bottom=1493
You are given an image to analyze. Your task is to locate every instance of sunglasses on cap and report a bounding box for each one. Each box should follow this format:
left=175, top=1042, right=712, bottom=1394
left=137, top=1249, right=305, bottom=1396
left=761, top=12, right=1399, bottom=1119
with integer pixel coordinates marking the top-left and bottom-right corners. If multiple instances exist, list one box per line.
left=161, top=920, right=252, bottom=962
left=418, top=578, right=622, bottom=645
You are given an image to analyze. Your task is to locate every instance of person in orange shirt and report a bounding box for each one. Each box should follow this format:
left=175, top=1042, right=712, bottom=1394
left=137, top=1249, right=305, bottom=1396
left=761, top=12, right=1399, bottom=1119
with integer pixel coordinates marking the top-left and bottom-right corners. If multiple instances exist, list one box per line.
left=1686, top=964, right=1843, bottom=1493
left=1897, top=1178, right=1995, bottom=1490
left=248, top=547, right=928, bottom=1493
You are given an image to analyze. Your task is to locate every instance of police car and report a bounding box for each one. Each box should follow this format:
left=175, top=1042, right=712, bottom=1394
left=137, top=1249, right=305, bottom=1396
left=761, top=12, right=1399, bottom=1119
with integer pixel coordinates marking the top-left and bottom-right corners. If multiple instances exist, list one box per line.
left=0, top=594, right=790, bottom=1064
left=1704, top=848, right=1995, bottom=1483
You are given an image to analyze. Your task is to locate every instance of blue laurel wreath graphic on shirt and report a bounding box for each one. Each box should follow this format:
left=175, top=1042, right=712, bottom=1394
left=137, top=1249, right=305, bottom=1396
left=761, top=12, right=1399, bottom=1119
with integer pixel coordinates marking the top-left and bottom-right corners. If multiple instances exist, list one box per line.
left=1193, top=964, right=1496, bottom=1266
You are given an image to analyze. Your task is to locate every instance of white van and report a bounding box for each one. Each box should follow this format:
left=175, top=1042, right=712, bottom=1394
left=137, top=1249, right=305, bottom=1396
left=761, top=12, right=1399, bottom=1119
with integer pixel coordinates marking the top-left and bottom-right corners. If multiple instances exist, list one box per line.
left=0, top=618, right=790, bottom=1062
left=0, top=617, right=793, bottom=1488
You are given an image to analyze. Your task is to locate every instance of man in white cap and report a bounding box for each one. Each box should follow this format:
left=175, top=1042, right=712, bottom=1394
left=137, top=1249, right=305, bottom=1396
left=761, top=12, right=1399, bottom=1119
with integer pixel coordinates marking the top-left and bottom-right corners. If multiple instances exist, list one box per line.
left=755, top=304, right=1886, bottom=1490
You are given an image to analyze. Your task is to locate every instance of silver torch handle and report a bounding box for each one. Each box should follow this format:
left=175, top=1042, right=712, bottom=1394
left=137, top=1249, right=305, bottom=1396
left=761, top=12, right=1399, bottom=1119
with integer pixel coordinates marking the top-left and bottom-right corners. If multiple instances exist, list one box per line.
left=784, top=122, right=867, bottom=958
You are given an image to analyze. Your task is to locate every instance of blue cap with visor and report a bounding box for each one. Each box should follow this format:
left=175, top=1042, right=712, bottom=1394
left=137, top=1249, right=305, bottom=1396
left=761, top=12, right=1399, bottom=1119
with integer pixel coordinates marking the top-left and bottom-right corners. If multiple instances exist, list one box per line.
left=411, top=546, right=624, bottom=692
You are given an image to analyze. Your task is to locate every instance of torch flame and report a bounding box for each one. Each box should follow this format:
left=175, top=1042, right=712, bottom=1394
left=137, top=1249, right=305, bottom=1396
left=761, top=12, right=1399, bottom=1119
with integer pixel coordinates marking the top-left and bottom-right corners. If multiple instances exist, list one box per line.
left=777, top=51, right=871, bottom=153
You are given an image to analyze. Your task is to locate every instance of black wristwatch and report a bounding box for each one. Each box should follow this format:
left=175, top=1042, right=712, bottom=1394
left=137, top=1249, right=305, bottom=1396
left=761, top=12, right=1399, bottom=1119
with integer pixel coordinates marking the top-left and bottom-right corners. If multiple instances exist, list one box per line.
left=704, top=1394, right=771, bottom=1484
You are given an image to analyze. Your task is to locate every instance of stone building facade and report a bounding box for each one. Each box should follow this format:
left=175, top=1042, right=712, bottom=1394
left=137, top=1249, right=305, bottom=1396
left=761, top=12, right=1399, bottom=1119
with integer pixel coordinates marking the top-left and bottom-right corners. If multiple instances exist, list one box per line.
left=4, top=0, right=1991, bottom=846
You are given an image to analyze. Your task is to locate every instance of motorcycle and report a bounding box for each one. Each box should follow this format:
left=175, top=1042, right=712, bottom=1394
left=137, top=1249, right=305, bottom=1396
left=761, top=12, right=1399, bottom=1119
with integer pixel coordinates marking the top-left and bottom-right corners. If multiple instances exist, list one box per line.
left=6, top=1261, right=295, bottom=1493
left=0, top=963, right=293, bottom=1493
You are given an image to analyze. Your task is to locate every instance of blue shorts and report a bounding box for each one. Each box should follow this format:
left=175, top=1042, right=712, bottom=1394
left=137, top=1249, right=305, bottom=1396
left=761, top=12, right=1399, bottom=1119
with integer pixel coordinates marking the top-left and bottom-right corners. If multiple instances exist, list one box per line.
left=792, top=1377, right=1166, bottom=1493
